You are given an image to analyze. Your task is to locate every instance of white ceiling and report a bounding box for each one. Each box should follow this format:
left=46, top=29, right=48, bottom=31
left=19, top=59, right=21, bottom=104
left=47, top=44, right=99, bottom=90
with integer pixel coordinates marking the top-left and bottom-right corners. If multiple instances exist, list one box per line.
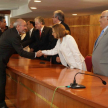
left=0, top=0, right=28, bottom=10
left=0, top=0, right=108, bottom=18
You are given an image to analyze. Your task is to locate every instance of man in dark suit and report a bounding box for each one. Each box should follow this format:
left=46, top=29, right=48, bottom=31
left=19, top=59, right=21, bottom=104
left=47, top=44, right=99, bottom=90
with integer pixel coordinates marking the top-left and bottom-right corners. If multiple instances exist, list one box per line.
left=0, top=16, right=6, bottom=37
left=51, top=10, right=71, bottom=64
left=30, top=16, right=54, bottom=56
left=22, top=20, right=35, bottom=48
left=0, top=19, right=40, bottom=108
left=53, top=10, right=70, bottom=33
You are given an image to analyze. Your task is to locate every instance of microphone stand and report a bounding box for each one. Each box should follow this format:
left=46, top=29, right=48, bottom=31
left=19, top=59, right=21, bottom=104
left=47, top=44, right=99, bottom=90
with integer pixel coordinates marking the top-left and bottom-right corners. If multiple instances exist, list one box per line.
left=70, top=72, right=106, bottom=89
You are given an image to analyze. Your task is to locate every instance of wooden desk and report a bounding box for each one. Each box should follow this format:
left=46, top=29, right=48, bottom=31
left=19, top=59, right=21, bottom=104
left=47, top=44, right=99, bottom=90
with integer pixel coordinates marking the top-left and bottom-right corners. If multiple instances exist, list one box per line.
left=6, top=54, right=108, bottom=108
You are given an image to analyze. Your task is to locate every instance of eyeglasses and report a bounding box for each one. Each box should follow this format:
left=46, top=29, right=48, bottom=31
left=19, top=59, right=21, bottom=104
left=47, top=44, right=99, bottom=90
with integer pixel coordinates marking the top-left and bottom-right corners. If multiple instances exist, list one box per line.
left=100, top=16, right=108, bottom=19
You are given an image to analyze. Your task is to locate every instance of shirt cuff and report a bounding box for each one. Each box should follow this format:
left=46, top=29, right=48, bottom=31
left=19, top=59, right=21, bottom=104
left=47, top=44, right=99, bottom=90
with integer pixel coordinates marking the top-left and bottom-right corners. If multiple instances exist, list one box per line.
left=35, top=52, right=36, bottom=58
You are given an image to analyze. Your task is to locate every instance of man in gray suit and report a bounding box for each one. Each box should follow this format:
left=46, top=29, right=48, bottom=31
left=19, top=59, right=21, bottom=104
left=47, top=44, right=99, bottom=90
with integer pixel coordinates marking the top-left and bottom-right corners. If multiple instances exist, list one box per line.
left=92, top=10, right=108, bottom=77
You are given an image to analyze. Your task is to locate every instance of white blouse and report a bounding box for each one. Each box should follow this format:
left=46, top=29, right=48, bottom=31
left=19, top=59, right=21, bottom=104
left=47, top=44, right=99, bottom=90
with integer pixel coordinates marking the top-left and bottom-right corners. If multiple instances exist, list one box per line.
left=42, top=35, right=86, bottom=70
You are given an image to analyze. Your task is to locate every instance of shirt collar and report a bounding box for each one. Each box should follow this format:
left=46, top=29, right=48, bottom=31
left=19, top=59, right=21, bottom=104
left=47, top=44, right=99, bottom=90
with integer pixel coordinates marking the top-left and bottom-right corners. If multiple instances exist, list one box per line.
left=103, top=26, right=108, bottom=32
left=40, top=26, right=44, bottom=32
left=58, top=21, right=61, bottom=24
left=30, top=27, right=34, bottom=33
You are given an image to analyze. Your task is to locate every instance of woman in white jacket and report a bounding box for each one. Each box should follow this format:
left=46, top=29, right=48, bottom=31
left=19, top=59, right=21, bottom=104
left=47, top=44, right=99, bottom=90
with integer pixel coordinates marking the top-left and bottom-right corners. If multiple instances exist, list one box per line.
left=40, top=24, right=87, bottom=71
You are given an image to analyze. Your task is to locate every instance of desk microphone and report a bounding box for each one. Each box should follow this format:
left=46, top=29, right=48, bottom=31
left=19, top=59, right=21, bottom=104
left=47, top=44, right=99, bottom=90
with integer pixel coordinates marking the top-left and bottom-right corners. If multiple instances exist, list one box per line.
left=70, top=72, right=107, bottom=89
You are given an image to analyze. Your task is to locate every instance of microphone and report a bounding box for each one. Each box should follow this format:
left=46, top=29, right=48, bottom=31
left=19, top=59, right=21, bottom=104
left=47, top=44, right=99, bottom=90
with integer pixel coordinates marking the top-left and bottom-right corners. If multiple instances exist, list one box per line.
left=70, top=72, right=107, bottom=89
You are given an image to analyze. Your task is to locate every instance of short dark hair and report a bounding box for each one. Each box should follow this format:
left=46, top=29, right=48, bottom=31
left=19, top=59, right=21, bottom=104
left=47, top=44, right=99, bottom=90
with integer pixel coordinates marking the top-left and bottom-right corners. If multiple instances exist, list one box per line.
left=35, top=16, right=45, bottom=25
left=0, top=16, right=5, bottom=22
left=29, top=20, right=35, bottom=27
left=54, top=10, right=64, bottom=22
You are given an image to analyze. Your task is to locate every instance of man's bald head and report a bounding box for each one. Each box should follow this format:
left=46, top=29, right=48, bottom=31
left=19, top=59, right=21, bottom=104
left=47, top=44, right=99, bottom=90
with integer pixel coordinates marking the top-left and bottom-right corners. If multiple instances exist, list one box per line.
left=14, top=19, right=26, bottom=27
left=99, top=10, right=108, bottom=29
left=102, top=10, right=108, bottom=16
left=14, top=19, right=27, bottom=34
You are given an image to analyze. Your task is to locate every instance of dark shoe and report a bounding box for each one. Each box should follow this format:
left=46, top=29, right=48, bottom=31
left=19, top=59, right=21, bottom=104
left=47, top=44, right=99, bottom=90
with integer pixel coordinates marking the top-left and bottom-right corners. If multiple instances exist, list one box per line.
left=0, top=102, right=8, bottom=108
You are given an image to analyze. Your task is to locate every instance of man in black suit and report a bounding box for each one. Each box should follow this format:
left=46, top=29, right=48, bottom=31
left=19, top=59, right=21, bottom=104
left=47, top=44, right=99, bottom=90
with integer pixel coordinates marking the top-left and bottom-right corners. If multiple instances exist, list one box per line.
left=53, top=10, right=70, bottom=33
left=0, top=19, right=40, bottom=108
left=22, top=20, right=35, bottom=49
left=30, top=16, right=54, bottom=54
left=51, top=10, right=71, bottom=64
left=0, top=16, right=6, bottom=37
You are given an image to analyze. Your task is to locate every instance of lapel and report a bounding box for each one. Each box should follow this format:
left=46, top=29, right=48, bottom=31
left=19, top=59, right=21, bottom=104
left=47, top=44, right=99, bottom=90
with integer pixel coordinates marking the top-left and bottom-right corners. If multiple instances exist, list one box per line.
left=40, top=26, right=46, bottom=38
left=93, top=28, right=108, bottom=52
left=30, top=28, right=35, bottom=38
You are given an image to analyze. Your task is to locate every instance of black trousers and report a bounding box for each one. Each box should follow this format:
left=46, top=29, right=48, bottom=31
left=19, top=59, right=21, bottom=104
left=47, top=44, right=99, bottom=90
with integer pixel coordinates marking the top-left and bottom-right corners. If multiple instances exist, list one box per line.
left=0, top=62, right=7, bottom=107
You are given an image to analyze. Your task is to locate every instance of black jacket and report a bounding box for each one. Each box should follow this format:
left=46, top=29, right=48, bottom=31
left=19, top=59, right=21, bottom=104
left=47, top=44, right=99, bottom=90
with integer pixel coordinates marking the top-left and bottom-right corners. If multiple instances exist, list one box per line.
left=30, top=26, right=54, bottom=52
left=0, top=27, right=35, bottom=65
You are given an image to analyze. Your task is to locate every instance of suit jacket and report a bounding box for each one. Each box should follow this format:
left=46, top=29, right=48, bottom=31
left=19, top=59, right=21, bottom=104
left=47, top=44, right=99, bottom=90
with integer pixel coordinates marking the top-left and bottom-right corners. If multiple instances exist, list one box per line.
left=61, top=21, right=70, bottom=33
left=30, top=26, right=54, bottom=52
left=21, top=28, right=36, bottom=48
left=92, top=28, right=108, bottom=76
left=0, top=29, right=3, bottom=37
left=42, top=35, right=86, bottom=70
left=0, top=27, right=35, bottom=65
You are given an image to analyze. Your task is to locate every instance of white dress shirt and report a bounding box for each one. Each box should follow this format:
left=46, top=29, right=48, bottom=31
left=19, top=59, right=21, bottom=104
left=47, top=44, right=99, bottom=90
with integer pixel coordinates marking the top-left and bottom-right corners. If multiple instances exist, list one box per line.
left=29, top=28, right=34, bottom=37
left=42, top=35, right=86, bottom=71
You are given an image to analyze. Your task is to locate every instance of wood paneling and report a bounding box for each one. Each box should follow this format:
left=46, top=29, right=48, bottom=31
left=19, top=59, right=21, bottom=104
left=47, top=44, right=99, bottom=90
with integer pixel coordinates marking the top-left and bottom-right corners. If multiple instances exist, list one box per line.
left=0, top=10, right=10, bottom=14
left=89, top=14, right=102, bottom=54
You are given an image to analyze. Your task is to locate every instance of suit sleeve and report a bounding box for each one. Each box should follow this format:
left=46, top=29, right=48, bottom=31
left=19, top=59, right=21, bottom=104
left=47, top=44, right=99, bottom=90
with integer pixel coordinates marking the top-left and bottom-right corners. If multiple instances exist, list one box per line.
left=42, top=40, right=59, bottom=55
left=12, top=35, right=35, bottom=59
left=30, top=28, right=54, bottom=50
left=46, top=28, right=56, bottom=50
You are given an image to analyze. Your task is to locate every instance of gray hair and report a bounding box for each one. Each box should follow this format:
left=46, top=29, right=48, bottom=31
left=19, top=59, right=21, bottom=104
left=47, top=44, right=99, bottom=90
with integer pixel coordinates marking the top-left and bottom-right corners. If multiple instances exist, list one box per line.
left=35, top=16, right=45, bottom=25
left=13, top=19, right=24, bottom=27
left=54, top=10, right=64, bottom=22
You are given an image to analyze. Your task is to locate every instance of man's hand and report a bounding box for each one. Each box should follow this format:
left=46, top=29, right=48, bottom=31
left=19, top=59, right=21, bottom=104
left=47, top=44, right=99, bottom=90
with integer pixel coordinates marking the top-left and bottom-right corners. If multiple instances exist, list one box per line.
left=30, top=48, right=34, bottom=52
left=36, top=50, right=43, bottom=57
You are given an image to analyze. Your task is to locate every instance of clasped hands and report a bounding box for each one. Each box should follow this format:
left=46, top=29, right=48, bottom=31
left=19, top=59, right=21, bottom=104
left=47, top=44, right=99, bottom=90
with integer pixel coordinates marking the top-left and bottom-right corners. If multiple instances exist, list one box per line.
left=36, top=50, right=44, bottom=57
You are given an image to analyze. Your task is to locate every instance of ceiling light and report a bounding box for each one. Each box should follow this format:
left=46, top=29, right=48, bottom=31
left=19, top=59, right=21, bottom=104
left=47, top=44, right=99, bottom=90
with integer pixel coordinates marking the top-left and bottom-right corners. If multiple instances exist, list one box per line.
left=30, top=7, right=37, bottom=9
left=34, top=0, right=41, bottom=2
left=72, top=14, right=77, bottom=16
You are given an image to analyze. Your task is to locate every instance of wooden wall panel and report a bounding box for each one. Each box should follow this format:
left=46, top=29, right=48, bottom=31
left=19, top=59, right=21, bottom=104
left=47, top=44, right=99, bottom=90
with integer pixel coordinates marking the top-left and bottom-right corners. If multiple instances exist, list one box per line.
left=65, top=16, right=90, bottom=25
left=89, top=14, right=101, bottom=54
left=44, top=18, right=53, bottom=26
left=70, top=26, right=89, bottom=57
left=0, top=10, right=10, bottom=14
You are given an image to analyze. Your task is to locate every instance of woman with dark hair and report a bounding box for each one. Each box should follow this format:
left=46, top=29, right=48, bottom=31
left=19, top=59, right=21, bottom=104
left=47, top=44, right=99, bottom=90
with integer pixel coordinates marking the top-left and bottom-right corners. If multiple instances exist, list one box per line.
left=40, top=24, right=86, bottom=71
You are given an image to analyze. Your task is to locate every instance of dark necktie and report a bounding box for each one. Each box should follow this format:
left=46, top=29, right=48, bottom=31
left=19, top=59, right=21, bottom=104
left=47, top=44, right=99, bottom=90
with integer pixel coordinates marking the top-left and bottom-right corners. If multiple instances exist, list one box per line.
left=39, top=30, right=41, bottom=37
left=29, top=31, right=31, bottom=37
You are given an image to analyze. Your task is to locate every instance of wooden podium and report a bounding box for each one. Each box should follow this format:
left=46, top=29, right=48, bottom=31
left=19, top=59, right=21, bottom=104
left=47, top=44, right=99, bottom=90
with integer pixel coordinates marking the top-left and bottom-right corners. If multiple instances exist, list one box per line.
left=6, top=54, right=108, bottom=108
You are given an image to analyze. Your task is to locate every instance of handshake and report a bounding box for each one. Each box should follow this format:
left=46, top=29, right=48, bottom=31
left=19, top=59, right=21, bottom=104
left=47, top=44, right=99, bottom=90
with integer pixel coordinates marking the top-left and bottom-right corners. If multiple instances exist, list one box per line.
left=36, top=50, right=44, bottom=57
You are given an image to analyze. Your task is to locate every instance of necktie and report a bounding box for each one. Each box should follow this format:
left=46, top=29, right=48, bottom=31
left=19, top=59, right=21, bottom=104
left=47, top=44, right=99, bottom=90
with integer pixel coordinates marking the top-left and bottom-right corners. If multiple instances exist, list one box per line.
left=39, top=30, right=41, bottom=37
left=29, top=31, right=31, bottom=37
left=95, top=30, right=104, bottom=46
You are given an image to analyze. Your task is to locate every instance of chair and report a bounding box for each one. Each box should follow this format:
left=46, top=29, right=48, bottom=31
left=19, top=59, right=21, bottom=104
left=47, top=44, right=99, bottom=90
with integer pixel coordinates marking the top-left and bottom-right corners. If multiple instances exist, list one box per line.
left=85, top=55, right=92, bottom=72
